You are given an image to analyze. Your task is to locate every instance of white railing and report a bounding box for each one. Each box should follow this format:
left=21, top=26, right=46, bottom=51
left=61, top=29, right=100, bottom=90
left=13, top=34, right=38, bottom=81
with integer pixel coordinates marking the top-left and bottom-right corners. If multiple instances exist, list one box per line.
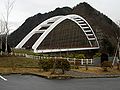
left=12, top=53, right=93, bottom=65
left=66, top=58, right=93, bottom=65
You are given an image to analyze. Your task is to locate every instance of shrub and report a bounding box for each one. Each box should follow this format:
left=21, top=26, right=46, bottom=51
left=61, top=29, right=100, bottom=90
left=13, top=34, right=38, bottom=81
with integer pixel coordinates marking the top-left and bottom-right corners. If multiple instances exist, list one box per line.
left=52, top=59, right=70, bottom=74
left=93, top=53, right=101, bottom=58
left=101, top=61, right=113, bottom=71
left=75, top=54, right=85, bottom=59
left=38, top=59, right=53, bottom=71
left=38, top=59, right=70, bottom=74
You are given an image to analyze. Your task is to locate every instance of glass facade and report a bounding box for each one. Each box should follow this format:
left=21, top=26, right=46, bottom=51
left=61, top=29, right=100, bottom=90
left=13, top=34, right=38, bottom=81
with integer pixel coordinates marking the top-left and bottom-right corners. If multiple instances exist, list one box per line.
left=23, top=33, right=42, bottom=48
left=37, top=19, right=90, bottom=49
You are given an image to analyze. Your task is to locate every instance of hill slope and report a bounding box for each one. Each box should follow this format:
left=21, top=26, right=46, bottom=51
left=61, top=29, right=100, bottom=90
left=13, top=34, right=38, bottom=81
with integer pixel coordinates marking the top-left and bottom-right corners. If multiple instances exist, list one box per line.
left=8, top=7, right=72, bottom=47
left=8, top=2, right=119, bottom=53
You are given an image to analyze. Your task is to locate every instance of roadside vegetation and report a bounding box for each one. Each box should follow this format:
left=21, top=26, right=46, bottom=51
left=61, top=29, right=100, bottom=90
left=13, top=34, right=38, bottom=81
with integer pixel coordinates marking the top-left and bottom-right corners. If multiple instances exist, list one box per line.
left=13, top=49, right=36, bottom=55
left=0, top=55, right=71, bottom=76
left=0, top=50, right=120, bottom=79
left=0, top=56, right=39, bottom=68
left=38, top=58, right=70, bottom=74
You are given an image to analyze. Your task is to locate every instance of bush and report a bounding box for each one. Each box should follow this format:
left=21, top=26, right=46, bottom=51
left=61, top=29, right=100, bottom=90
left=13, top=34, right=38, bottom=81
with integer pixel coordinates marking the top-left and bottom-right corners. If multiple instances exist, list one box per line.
left=93, top=53, right=101, bottom=58
left=38, top=59, right=53, bottom=71
left=75, top=54, right=85, bottom=59
left=38, top=59, right=70, bottom=74
left=101, top=61, right=113, bottom=71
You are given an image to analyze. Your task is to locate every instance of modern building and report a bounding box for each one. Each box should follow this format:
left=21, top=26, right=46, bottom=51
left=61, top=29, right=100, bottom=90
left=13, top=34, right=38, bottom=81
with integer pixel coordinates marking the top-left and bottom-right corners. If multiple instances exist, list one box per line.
left=15, top=14, right=99, bottom=53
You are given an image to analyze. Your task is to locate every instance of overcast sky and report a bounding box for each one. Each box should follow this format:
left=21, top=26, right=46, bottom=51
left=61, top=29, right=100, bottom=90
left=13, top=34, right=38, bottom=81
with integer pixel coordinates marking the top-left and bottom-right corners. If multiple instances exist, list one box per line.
left=0, top=0, right=120, bottom=32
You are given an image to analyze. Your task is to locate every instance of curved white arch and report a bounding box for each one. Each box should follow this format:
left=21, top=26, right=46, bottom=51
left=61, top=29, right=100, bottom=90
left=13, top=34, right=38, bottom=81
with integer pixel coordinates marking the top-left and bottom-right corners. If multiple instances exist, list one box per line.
left=15, top=14, right=99, bottom=53
left=15, top=16, right=63, bottom=48
left=32, top=14, right=99, bottom=50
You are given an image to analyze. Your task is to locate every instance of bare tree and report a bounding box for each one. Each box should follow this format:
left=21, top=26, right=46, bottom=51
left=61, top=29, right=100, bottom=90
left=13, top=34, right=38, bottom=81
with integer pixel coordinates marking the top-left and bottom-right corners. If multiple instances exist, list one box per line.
left=0, top=20, right=3, bottom=55
left=113, top=20, right=120, bottom=69
left=0, top=19, right=5, bottom=55
left=2, top=0, right=15, bottom=54
left=117, top=20, right=120, bottom=70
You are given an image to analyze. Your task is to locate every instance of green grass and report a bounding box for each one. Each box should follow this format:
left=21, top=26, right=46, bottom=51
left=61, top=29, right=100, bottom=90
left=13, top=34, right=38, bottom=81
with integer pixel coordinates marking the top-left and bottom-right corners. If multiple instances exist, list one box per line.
left=13, top=49, right=46, bottom=56
left=13, top=49, right=35, bottom=55
left=0, top=56, right=39, bottom=68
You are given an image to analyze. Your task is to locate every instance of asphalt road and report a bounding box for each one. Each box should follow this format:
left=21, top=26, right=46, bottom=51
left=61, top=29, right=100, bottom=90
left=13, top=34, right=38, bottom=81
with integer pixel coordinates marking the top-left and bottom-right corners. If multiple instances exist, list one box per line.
left=0, top=75, right=120, bottom=90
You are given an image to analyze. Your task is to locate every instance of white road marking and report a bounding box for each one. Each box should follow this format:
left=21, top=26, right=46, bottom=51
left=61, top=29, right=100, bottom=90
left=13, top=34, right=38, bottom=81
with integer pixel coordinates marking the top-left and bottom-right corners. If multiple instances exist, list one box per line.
left=0, top=75, right=7, bottom=81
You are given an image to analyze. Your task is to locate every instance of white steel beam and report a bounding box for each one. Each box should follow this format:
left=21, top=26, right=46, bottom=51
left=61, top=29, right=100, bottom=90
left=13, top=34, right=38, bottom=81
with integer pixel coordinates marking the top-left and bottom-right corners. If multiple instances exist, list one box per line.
left=16, top=14, right=99, bottom=53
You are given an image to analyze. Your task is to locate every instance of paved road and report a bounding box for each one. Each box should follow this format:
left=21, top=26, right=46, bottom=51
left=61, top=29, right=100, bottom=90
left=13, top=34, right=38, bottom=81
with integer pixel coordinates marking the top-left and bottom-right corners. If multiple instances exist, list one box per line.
left=0, top=75, right=7, bottom=81
left=0, top=75, right=120, bottom=90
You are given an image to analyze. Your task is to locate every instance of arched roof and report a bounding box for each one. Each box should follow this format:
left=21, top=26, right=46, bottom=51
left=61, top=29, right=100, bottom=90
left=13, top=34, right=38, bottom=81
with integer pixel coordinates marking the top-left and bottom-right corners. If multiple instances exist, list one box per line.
left=15, top=14, right=99, bottom=53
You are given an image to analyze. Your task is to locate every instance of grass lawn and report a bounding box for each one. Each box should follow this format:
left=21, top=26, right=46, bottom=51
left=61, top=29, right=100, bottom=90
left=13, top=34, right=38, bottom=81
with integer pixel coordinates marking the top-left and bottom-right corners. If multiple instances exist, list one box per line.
left=0, top=56, right=70, bottom=78
left=72, top=66, right=120, bottom=75
left=0, top=56, right=50, bottom=76
left=0, top=56, right=39, bottom=68
left=0, top=56, right=120, bottom=79
left=13, top=49, right=34, bottom=55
